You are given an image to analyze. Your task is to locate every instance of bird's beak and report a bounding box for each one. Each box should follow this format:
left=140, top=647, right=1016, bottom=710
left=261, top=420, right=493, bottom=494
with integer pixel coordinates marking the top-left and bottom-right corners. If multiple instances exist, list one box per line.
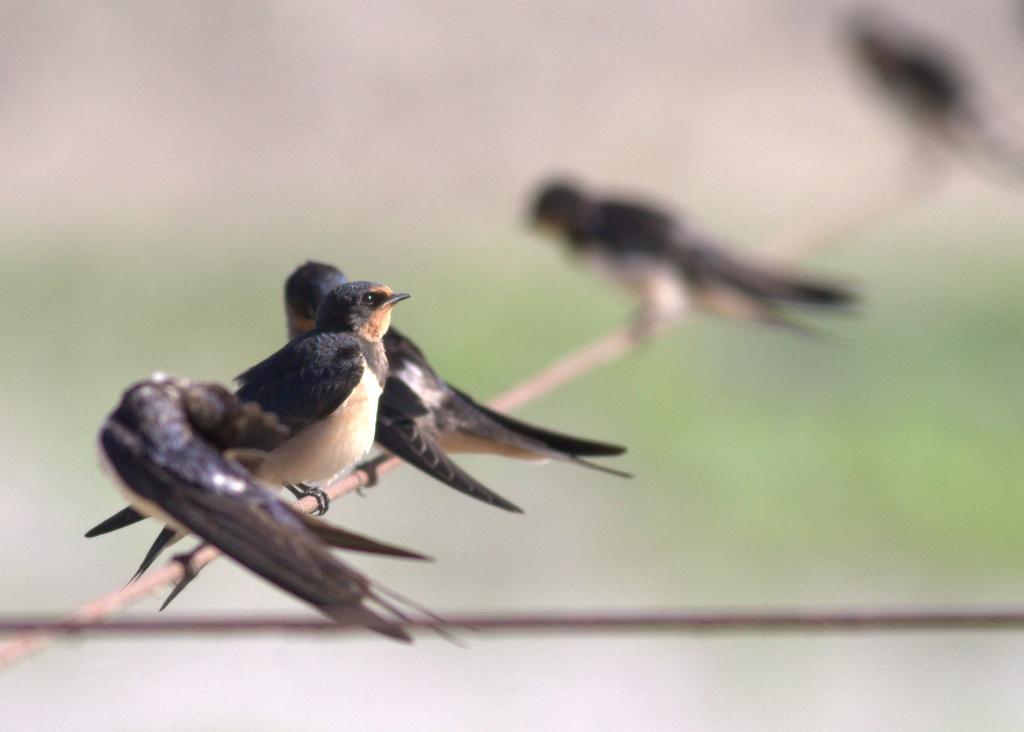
left=385, top=292, right=411, bottom=306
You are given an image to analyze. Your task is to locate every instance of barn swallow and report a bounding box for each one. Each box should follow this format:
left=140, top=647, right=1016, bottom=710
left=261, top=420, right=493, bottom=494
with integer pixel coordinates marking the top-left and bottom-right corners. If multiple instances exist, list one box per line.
left=87, top=267, right=627, bottom=581
left=847, top=12, right=965, bottom=129
left=285, top=261, right=629, bottom=512
left=234, top=279, right=410, bottom=513
left=845, top=11, right=1024, bottom=176
left=98, top=374, right=428, bottom=640
left=87, top=280, right=410, bottom=581
left=529, top=178, right=856, bottom=335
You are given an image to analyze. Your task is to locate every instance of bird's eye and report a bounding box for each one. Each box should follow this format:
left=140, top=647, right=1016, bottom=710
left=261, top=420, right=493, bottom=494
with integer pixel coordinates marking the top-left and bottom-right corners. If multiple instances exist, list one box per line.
left=362, top=292, right=380, bottom=306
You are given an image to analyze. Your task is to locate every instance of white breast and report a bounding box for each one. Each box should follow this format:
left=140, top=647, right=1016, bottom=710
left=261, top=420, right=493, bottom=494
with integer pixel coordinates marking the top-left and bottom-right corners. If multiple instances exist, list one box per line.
left=585, top=249, right=689, bottom=318
left=393, top=361, right=444, bottom=410
left=255, top=366, right=383, bottom=486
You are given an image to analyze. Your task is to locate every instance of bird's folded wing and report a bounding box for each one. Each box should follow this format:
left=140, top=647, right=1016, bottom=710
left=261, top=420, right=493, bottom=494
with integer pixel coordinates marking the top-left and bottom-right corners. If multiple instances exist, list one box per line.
left=235, top=335, right=366, bottom=432
left=448, top=386, right=627, bottom=457
left=296, top=515, right=431, bottom=560
left=379, top=376, right=431, bottom=418
left=182, top=381, right=291, bottom=451
left=102, top=432, right=411, bottom=640
left=375, top=409, right=524, bottom=513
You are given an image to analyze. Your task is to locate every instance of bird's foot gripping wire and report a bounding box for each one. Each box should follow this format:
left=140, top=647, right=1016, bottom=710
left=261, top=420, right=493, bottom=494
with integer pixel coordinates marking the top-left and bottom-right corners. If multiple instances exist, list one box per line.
left=628, top=310, right=673, bottom=344
left=354, top=455, right=388, bottom=497
left=159, top=544, right=205, bottom=612
left=285, top=482, right=330, bottom=516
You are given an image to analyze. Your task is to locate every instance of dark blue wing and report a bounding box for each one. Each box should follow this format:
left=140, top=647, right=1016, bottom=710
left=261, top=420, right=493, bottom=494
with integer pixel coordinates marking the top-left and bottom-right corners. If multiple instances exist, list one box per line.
left=100, top=420, right=411, bottom=640
left=235, top=333, right=365, bottom=433
left=594, top=200, right=680, bottom=258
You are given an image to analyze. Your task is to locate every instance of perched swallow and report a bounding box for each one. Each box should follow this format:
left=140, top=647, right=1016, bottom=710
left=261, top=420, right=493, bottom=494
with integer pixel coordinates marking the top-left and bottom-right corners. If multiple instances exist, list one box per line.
left=234, top=279, right=410, bottom=512
left=98, top=375, right=428, bottom=640
left=87, top=280, right=410, bottom=580
left=529, top=178, right=856, bottom=334
left=285, top=261, right=629, bottom=513
left=847, top=13, right=965, bottom=127
left=846, top=11, right=1024, bottom=176
left=88, top=267, right=626, bottom=581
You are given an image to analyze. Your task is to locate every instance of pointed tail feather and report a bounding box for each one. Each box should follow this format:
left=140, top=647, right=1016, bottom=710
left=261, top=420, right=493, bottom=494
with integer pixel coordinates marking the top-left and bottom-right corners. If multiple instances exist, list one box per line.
left=375, top=415, right=525, bottom=513
left=774, top=278, right=858, bottom=307
left=450, top=388, right=628, bottom=458
left=85, top=506, right=146, bottom=537
left=320, top=603, right=413, bottom=642
left=368, top=582, right=461, bottom=645
left=746, top=307, right=850, bottom=344
left=568, top=456, right=633, bottom=479
left=726, top=267, right=857, bottom=309
left=160, top=571, right=198, bottom=612
left=128, top=526, right=180, bottom=584
left=298, top=516, right=432, bottom=560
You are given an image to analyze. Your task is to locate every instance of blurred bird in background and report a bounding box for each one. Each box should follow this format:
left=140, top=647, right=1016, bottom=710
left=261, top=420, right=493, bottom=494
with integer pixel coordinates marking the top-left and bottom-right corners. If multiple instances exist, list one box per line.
left=530, top=178, right=857, bottom=336
left=845, top=8, right=1024, bottom=180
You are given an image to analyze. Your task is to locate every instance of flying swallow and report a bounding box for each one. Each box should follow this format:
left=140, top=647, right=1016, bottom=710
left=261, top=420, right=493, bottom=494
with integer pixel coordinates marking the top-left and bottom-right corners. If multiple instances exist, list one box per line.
left=845, top=11, right=1024, bottom=177
left=87, top=280, right=410, bottom=580
left=529, top=178, right=856, bottom=334
left=98, top=374, right=428, bottom=640
left=284, top=261, right=629, bottom=512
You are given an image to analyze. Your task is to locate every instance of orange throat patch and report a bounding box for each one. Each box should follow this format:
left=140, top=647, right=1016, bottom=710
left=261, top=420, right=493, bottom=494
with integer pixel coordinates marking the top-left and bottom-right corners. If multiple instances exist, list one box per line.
left=358, top=307, right=393, bottom=342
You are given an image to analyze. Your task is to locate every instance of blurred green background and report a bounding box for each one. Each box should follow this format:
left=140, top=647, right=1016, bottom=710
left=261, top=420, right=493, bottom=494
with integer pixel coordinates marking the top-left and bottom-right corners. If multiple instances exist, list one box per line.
left=4, top=0, right=1024, bottom=729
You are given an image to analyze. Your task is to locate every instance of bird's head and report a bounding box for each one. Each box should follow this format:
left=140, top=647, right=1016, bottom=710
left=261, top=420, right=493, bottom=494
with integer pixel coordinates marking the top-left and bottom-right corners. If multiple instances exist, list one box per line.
left=315, top=281, right=410, bottom=341
left=284, top=261, right=349, bottom=339
left=843, top=8, right=894, bottom=69
left=530, top=178, right=589, bottom=237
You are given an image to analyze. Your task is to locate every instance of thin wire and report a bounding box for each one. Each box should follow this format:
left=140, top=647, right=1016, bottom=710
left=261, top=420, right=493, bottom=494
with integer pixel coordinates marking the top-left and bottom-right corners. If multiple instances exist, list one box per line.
left=7, top=607, right=1024, bottom=636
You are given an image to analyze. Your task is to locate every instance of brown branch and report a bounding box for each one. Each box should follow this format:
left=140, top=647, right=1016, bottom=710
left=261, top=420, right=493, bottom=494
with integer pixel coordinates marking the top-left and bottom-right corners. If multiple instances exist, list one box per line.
left=7, top=607, right=1024, bottom=636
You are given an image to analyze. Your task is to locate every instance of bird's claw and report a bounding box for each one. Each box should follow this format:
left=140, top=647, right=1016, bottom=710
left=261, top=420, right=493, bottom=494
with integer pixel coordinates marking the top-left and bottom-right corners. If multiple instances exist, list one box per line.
left=361, top=462, right=380, bottom=489
left=286, top=482, right=330, bottom=516
left=355, top=457, right=385, bottom=496
left=629, top=307, right=680, bottom=343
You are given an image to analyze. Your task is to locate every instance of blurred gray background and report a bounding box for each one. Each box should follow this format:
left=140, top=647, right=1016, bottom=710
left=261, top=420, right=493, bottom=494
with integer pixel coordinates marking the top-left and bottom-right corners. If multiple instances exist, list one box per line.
left=4, top=0, right=1024, bottom=729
